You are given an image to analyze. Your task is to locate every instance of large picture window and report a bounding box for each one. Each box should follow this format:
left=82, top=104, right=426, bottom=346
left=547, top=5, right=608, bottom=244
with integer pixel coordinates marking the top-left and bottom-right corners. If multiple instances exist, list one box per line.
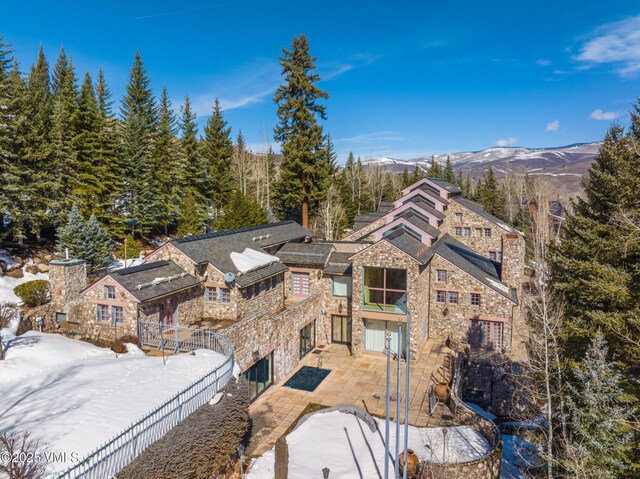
left=363, top=267, right=407, bottom=313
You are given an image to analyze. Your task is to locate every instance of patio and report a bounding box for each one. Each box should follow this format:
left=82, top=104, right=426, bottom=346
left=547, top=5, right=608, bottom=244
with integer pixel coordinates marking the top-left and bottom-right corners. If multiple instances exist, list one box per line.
left=247, top=339, right=458, bottom=458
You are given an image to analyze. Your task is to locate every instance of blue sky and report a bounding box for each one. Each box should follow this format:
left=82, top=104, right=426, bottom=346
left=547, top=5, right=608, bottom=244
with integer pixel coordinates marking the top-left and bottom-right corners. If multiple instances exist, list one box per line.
left=2, top=1, right=639, bottom=162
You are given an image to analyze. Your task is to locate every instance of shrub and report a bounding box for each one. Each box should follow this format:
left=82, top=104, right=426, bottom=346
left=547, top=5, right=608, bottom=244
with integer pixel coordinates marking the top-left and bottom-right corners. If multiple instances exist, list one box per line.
left=111, top=335, right=140, bottom=354
left=13, top=280, right=50, bottom=307
left=116, top=378, right=250, bottom=479
left=115, top=234, right=140, bottom=260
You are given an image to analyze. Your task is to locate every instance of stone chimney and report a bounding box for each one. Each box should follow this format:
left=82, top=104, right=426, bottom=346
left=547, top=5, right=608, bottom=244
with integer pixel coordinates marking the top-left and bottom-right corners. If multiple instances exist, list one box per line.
left=500, top=233, right=525, bottom=296
left=49, top=259, right=87, bottom=308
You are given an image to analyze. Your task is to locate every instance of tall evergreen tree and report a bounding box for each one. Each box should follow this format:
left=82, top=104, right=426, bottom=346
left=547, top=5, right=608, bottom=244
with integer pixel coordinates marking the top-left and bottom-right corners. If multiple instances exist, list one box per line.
left=273, top=34, right=329, bottom=228
left=475, top=167, right=506, bottom=219
left=443, top=156, right=455, bottom=183
left=201, top=97, right=233, bottom=210
left=563, top=332, right=633, bottom=478
left=95, top=70, right=124, bottom=237
left=50, top=47, right=80, bottom=218
left=56, top=205, right=112, bottom=272
left=179, top=95, right=208, bottom=212
left=152, top=86, right=180, bottom=232
left=427, top=157, right=442, bottom=178
left=119, top=52, right=157, bottom=236
left=0, top=37, right=18, bottom=233
left=17, top=45, right=54, bottom=238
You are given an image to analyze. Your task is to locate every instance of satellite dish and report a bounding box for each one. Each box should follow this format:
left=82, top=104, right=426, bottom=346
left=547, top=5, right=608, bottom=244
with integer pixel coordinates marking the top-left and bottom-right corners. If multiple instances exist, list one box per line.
left=223, top=272, right=236, bottom=283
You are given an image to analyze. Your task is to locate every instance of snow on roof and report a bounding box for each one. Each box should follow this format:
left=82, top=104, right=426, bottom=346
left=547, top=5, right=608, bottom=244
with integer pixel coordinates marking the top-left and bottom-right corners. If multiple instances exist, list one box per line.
left=230, top=248, right=280, bottom=274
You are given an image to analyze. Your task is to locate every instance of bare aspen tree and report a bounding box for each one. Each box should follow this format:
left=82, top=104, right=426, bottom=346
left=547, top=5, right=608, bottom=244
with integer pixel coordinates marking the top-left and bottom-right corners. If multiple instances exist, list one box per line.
left=0, top=431, right=47, bottom=479
left=0, top=302, right=17, bottom=361
left=366, top=163, right=387, bottom=211
left=318, top=186, right=345, bottom=240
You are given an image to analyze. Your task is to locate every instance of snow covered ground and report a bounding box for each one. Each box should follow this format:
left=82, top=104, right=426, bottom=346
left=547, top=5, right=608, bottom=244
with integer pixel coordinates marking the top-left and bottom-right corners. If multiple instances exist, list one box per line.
left=247, top=410, right=491, bottom=479
left=0, top=266, right=49, bottom=304
left=0, top=329, right=228, bottom=476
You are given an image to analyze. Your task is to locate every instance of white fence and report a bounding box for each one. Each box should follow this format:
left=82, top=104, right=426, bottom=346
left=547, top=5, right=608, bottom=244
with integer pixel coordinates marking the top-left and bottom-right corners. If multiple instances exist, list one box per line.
left=56, top=323, right=234, bottom=479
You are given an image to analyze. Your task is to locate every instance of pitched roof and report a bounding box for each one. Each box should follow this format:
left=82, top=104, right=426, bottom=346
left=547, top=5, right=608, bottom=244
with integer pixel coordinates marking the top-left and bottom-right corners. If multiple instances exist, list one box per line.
left=277, top=242, right=334, bottom=267
left=234, top=262, right=288, bottom=288
left=323, top=252, right=354, bottom=275
left=170, top=221, right=311, bottom=274
left=397, top=210, right=440, bottom=238
left=398, top=197, right=446, bottom=220
left=377, top=201, right=395, bottom=213
left=425, top=234, right=516, bottom=302
left=383, top=229, right=431, bottom=261
left=453, top=197, right=518, bottom=234
left=352, top=213, right=384, bottom=232
left=110, top=260, right=200, bottom=303
left=426, top=177, right=462, bottom=195
left=415, top=185, right=450, bottom=204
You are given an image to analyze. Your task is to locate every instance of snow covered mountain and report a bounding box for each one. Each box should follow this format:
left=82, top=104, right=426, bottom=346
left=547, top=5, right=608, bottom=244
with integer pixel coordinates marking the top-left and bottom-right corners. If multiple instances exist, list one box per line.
left=361, top=142, right=602, bottom=197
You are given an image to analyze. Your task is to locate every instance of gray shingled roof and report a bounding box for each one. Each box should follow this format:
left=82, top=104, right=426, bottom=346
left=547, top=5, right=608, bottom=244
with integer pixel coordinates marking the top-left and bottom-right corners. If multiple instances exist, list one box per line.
left=352, top=213, right=384, bottom=232
left=170, top=221, right=311, bottom=274
left=453, top=197, right=516, bottom=233
left=397, top=197, right=446, bottom=220
left=277, top=242, right=334, bottom=267
left=234, top=262, right=288, bottom=288
left=377, top=201, right=395, bottom=213
left=414, top=186, right=450, bottom=205
left=110, top=261, right=200, bottom=303
left=383, top=229, right=430, bottom=260
left=323, top=252, right=353, bottom=275
left=427, top=177, right=462, bottom=195
left=423, top=234, right=517, bottom=302
left=397, top=210, right=440, bottom=238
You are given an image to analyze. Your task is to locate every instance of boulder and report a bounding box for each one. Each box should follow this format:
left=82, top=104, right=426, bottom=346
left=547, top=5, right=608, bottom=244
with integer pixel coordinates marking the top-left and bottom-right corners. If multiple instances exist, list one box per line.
left=25, top=265, right=40, bottom=274
left=5, top=268, right=24, bottom=279
left=37, top=263, right=50, bottom=273
left=14, top=256, right=24, bottom=267
left=44, top=253, right=52, bottom=262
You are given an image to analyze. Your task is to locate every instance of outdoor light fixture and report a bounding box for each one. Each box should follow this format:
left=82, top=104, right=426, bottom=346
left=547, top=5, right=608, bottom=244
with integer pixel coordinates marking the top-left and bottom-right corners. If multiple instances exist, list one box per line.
left=322, top=467, right=330, bottom=478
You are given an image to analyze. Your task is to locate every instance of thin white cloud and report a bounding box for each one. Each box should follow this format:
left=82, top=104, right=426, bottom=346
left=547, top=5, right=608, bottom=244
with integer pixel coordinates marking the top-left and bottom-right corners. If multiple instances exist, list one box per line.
left=320, top=53, right=378, bottom=81
left=589, top=108, right=620, bottom=121
left=496, top=137, right=517, bottom=147
left=546, top=120, right=560, bottom=131
left=536, top=58, right=551, bottom=67
left=335, top=131, right=403, bottom=143
left=575, top=15, right=640, bottom=76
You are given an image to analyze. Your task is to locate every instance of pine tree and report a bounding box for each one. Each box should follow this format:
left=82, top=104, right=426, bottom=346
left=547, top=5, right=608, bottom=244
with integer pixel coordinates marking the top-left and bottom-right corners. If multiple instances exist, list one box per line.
left=116, top=233, right=140, bottom=260
left=95, top=70, right=124, bottom=237
left=56, top=205, right=112, bottom=272
left=427, top=157, right=442, bottom=178
left=443, top=156, right=455, bottom=183
left=50, top=47, right=80, bottom=218
left=401, top=168, right=411, bottom=188
left=475, top=167, right=506, bottom=219
left=119, top=52, right=157, bottom=236
left=176, top=189, right=204, bottom=237
left=201, top=97, right=233, bottom=210
left=563, top=332, right=633, bottom=478
left=0, top=37, right=18, bottom=234
left=17, top=45, right=54, bottom=238
left=233, top=130, right=248, bottom=195
left=215, top=190, right=268, bottom=231
left=152, top=86, right=180, bottom=232
left=273, top=34, right=329, bottom=228
left=179, top=95, right=208, bottom=212
left=411, top=165, right=423, bottom=183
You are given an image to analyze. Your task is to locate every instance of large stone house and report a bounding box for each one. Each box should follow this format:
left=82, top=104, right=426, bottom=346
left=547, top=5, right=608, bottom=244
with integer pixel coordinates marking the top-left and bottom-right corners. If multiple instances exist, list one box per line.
left=49, top=177, right=526, bottom=400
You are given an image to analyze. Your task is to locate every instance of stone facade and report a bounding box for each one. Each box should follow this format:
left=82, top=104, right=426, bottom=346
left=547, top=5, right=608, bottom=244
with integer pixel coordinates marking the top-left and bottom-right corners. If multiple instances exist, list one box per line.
left=223, top=293, right=326, bottom=382
left=426, top=254, right=517, bottom=350
left=74, top=275, right=204, bottom=340
left=440, top=201, right=507, bottom=258
left=349, top=240, right=428, bottom=359
left=49, top=259, right=87, bottom=313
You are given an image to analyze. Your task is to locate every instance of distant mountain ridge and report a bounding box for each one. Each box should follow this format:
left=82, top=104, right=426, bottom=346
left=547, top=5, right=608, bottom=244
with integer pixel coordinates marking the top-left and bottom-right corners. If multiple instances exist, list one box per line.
left=362, top=141, right=602, bottom=198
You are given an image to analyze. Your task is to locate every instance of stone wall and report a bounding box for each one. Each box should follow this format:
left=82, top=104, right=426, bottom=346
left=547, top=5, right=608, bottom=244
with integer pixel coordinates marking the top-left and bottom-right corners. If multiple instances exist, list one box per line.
left=440, top=201, right=508, bottom=259
left=283, top=266, right=324, bottom=301
left=421, top=442, right=502, bottom=479
left=49, top=259, right=87, bottom=312
left=350, top=241, right=427, bottom=359
left=202, top=264, right=238, bottom=320
left=223, top=293, right=325, bottom=382
left=73, top=275, right=203, bottom=341
left=143, top=243, right=199, bottom=277
left=237, top=273, right=286, bottom=320
left=426, top=255, right=516, bottom=350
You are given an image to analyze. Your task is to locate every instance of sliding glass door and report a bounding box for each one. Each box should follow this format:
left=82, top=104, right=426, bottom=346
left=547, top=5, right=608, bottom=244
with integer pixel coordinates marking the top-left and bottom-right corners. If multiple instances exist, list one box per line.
left=242, top=352, right=273, bottom=400
left=364, top=319, right=406, bottom=355
left=300, top=320, right=316, bottom=358
left=331, top=315, right=352, bottom=344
